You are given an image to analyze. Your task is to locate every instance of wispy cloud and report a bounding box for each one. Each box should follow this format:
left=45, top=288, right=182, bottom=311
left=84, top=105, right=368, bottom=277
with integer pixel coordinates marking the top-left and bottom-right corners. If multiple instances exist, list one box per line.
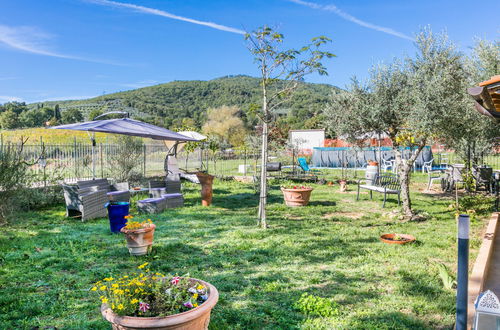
left=0, top=95, right=23, bottom=103
left=0, top=24, right=124, bottom=65
left=120, top=79, right=160, bottom=89
left=288, top=0, right=414, bottom=41
left=0, top=77, right=18, bottom=81
left=87, top=0, right=245, bottom=35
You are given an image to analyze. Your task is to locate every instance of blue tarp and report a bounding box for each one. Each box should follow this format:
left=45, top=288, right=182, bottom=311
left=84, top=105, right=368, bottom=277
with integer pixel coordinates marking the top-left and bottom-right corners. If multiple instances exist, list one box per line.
left=311, top=146, right=433, bottom=168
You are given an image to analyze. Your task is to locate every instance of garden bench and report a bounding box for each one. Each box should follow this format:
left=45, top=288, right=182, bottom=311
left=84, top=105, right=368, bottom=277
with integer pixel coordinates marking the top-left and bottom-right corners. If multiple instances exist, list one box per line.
left=357, top=173, right=401, bottom=207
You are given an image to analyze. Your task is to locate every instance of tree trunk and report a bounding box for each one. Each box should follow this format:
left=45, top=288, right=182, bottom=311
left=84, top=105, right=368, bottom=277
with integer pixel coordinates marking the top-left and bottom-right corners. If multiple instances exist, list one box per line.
left=258, top=82, right=269, bottom=228
left=258, top=121, right=268, bottom=228
left=395, top=145, right=425, bottom=219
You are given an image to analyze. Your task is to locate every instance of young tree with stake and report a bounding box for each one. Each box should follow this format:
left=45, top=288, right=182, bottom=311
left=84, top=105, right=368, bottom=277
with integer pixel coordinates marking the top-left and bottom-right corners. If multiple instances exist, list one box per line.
left=245, top=26, right=334, bottom=228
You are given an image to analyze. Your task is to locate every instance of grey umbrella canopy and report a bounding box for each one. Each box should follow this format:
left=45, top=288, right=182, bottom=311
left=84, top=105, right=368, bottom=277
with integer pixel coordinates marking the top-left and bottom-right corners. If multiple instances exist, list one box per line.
left=50, top=118, right=198, bottom=142
left=50, top=118, right=199, bottom=178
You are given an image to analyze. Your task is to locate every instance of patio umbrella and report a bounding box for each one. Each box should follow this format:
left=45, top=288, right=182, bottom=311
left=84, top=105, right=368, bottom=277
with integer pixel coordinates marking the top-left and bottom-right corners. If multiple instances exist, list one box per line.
left=50, top=118, right=198, bottom=178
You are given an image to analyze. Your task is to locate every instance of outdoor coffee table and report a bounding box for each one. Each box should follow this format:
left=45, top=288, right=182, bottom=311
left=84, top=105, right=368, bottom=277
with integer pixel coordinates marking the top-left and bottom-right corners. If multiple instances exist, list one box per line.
left=129, top=188, right=149, bottom=195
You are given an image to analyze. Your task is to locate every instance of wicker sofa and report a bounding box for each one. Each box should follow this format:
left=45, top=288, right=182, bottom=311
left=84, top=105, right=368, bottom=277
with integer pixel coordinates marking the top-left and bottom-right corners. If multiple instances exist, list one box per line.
left=62, top=179, right=130, bottom=221
left=77, top=179, right=130, bottom=202
left=62, top=185, right=108, bottom=221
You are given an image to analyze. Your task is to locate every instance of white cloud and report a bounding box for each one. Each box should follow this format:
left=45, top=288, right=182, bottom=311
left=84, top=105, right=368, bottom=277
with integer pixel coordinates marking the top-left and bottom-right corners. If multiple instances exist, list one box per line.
left=88, top=0, right=245, bottom=35
left=0, top=95, right=23, bottom=103
left=288, top=0, right=414, bottom=41
left=0, top=24, right=124, bottom=65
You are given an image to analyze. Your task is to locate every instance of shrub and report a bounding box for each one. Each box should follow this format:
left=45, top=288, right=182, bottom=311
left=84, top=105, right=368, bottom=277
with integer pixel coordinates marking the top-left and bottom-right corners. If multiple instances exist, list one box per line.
left=108, top=136, right=144, bottom=183
left=0, top=140, right=35, bottom=221
left=294, top=293, right=340, bottom=317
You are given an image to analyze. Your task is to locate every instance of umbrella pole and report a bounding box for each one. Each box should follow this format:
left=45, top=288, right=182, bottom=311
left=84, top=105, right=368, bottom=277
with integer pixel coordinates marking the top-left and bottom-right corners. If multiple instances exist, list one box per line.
left=90, top=132, right=96, bottom=179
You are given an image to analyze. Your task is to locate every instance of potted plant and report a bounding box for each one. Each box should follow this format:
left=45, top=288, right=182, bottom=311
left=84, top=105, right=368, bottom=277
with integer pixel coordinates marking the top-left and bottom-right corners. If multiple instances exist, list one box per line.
left=120, top=216, right=156, bottom=256
left=93, top=263, right=219, bottom=330
left=380, top=233, right=416, bottom=245
left=281, top=185, right=313, bottom=207
left=368, top=160, right=379, bottom=166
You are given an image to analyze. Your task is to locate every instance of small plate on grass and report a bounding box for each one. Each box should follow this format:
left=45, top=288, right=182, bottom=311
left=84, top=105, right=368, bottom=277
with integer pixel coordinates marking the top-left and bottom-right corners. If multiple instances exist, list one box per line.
left=380, top=233, right=416, bottom=245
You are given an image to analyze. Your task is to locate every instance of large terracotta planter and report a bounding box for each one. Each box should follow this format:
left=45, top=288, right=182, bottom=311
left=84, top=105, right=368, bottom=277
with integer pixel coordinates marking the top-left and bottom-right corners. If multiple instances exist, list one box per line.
left=281, top=187, right=313, bottom=207
left=196, top=172, right=214, bottom=206
left=120, top=224, right=156, bottom=256
left=101, top=278, right=219, bottom=330
left=380, top=233, right=415, bottom=245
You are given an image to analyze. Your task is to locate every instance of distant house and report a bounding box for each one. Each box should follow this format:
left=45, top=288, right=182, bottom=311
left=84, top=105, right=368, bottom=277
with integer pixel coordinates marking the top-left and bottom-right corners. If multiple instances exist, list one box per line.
left=289, top=129, right=325, bottom=153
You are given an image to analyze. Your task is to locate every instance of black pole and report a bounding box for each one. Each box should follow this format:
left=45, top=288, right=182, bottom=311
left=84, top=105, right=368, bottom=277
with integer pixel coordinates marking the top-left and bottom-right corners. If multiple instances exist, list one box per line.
left=456, top=214, right=469, bottom=330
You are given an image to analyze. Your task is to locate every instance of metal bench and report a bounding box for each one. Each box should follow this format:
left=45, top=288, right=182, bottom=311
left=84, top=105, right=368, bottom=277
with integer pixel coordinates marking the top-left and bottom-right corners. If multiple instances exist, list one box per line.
left=357, top=173, right=401, bottom=207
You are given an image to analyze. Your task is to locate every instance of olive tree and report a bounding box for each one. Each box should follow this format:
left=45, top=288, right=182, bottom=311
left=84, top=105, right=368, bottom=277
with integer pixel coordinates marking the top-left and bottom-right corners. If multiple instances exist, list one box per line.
left=326, top=28, right=469, bottom=219
left=246, top=26, right=334, bottom=228
left=446, top=39, right=500, bottom=168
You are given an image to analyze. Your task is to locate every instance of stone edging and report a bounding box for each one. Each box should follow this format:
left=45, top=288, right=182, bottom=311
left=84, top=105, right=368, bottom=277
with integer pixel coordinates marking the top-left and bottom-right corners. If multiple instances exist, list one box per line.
left=467, top=212, right=499, bottom=329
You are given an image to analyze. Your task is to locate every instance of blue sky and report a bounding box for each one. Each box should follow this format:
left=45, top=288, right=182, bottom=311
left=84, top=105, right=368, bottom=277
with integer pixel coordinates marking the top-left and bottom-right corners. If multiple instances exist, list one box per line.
left=0, top=0, right=498, bottom=103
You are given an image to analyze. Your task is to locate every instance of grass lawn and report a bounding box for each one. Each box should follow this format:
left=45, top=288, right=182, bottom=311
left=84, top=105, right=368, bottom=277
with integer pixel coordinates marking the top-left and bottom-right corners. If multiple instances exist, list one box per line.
left=0, top=177, right=491, bottom=329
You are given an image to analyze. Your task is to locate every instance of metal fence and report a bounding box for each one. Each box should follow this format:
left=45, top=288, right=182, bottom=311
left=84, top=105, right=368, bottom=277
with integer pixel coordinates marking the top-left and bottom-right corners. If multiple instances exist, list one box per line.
left=8, top=142, right=500, bottom=183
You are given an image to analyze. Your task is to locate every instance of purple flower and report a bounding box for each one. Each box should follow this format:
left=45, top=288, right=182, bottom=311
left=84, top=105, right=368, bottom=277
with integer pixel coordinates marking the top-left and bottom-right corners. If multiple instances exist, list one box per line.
left=139, top=302, right=150, bottom=313
left=200, top=294, right=208, bottom=301
left=183, top=301, right=194, bottom=308
left=188, top=287, right=197, bottom=294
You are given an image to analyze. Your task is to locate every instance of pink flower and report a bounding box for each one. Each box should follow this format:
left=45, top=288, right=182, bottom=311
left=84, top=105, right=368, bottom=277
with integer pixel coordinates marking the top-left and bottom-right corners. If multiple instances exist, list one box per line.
left=139, top=302, right=150, bottom=313
left=183, top=301, right=194, bottom=308
left=171, top=276, right=180, bottom=285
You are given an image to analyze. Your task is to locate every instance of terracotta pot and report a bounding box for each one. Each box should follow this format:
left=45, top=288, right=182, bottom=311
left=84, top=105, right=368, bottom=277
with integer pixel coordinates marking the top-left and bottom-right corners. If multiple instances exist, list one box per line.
left=380, top=233, right=416, bottom=245
left=281, top=188, right=313, bottom=207
left=101, top=278, right=219, bottom=330
left=196, top=172, right=214, bottom=206
left=339, top=180, right=347, bottom=192
left=120, top=224, right=156, bottom=256
left=368, top=161, right=379, bottom=166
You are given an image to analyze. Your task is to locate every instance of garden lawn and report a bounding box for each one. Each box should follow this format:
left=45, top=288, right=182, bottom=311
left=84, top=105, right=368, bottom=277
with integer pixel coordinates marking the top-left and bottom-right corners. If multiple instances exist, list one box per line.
left=0, top=178, right=490, bottom=329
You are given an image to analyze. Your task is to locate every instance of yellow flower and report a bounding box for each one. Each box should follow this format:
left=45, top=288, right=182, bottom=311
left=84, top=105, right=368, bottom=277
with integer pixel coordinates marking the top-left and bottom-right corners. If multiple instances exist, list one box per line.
left=112, top=303, right=115, bottom=309
left=193, top=293, right=198, bottom=299
left=124, top=215, right=134, bottom=219
left=117, top=304, right=124, bottom=310
left=91, top=287, right=97, bottom=291
left=196, top=284, right=204, bottom=290
left=100, top=286, right=107, bottom=291
left=135, top=289, right=140, bottom=294
left=131, top=298, right=139, bottom=304
left=193, top=303, right=198, bottom=307
left=138, top=262, right=149, bottom=269
left=104, top=277, right=114, bottom=282
left=112, top=283, right=119, bottom=289
left=101, top=297, right=109, bottom=304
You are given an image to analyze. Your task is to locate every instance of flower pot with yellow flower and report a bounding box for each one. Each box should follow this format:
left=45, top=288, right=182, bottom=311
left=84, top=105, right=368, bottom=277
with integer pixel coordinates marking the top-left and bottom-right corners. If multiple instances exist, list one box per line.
left=120, top=216, right=156, bottom=256
left=93, top=263, right=219, bottom=330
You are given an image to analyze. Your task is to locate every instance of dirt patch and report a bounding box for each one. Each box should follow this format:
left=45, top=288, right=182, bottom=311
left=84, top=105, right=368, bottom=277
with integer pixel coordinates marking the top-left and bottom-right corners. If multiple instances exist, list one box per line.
left=322, top=212, right=364, bottom=219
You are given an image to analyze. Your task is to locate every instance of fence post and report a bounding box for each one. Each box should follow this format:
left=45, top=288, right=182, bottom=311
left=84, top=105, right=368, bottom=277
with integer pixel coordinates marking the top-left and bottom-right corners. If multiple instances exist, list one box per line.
left=100, top=143, right=104, bottom=178
left=456, top=214, right=469, bottom=330
left=73, top=137, right=77, bottom=178
left=143, top=144, right=146, bottom=177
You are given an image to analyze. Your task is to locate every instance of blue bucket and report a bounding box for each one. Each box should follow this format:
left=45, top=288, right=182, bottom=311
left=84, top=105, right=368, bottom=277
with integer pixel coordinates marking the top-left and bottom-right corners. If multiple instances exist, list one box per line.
left=106, top=202, right=130, bottom=233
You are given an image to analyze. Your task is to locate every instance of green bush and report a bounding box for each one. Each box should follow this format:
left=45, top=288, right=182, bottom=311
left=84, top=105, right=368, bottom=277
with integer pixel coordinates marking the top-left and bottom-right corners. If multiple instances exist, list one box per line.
left=294, top=293, right=340, bottom=317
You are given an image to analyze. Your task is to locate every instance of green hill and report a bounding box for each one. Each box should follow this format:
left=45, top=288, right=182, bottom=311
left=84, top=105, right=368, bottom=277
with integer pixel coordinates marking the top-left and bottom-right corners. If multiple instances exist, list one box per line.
left=29, top=75, right=338, bottom=129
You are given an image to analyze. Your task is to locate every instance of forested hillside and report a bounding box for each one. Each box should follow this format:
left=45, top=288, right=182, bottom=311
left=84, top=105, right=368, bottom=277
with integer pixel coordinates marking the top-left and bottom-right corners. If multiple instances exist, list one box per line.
left=30, top=75, right=338, bottom=129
